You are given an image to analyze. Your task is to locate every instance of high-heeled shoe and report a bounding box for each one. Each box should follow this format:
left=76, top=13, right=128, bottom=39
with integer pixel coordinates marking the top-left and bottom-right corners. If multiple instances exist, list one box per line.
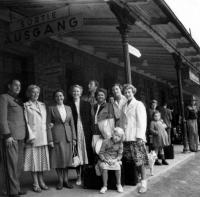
left=63, top=182, right=73, bottom=189
left=56, top=182, right=63, bottom=190
left=40, top=183, right=49, bottom=190
left=32, top=185, right=42, bottom=193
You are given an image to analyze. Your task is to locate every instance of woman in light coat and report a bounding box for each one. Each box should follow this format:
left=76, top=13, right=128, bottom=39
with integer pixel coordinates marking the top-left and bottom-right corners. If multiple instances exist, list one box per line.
left=24, top=85, right=51, bottom=193
left=120, top=84, right=148, bottom=193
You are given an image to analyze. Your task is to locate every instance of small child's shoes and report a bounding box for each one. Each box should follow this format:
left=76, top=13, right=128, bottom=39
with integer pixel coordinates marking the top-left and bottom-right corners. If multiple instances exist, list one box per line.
left=100, top=186, right=107, bottom=194
left=117, top=184, right=123, bottom=193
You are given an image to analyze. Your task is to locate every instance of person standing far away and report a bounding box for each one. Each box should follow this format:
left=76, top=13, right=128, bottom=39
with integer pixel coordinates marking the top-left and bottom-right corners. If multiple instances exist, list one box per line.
left=160, top=102, right=173, bottom=144
left=82, top=80, right=99, bottom=118
left=111, top=83, right=127, bottom=126
left=147, top=100, right=159, bottom=151
left=0, top=79, right=27, bottom=197
left=185, top=96, right=199, bottom=152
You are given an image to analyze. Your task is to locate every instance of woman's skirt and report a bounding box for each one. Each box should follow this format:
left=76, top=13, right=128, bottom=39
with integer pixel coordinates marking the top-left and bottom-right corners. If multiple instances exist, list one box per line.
left=77, top=118, right=88, bottom=165
left=24, top=145, right=50, bottom=172
left=98, top=160, right=121, bottom=170
left=123, top=141, right=149, bottom=167
left=50, top=141, right=73, bottom=168
left=187, top=119, right=199, bottom=151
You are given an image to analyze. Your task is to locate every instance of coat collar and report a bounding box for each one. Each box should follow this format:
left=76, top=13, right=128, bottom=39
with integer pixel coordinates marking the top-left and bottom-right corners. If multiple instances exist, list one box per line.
left=94, top=102, right=106, bottom=114
left=25, top=100, right=44, bottom=115
left=7, top=93, right=23, bottom=106
left=123, top=97, right=137, bottom=113
left=53, top=104, right=67, bottom=123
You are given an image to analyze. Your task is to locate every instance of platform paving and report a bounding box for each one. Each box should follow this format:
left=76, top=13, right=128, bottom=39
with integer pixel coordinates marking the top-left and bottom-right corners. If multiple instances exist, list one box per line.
left=0, top=145, right=196, bottom=197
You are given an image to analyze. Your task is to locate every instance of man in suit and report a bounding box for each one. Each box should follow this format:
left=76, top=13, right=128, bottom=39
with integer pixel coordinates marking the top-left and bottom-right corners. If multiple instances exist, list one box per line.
left=0, top=79, right=26, bottom=197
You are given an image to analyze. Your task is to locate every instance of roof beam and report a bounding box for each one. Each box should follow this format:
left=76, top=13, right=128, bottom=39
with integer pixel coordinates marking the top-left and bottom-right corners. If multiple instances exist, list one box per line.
left=190, top=57, right=200, bottom=62
left=150, top=17, right=169, bottom=25
left=127, top=0, right=150, bottom=3
left=166, top=32, right=183, bottom=39
left=176, top=42, right=193, bottom=49
left=184, top=51, right=199, bottom=57
left=83, top=18, right=118, bottom=26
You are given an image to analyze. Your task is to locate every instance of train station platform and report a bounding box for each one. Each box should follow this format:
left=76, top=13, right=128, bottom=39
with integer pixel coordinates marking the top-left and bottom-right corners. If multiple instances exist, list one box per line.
left=0, top=145, right=196, bottom=197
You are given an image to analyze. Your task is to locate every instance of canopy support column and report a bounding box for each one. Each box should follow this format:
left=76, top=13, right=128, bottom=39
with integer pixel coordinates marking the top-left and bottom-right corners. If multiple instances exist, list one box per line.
left=107, top=1, right=133, bottom=84
left=117, top=24, right=132, bottom=84
left=173, top=53, right=189, bottom=153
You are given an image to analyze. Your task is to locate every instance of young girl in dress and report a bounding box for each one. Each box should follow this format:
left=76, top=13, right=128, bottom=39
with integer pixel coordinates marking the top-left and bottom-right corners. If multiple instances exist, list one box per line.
left=150, top=110, right=169, bottom=165
left=98, top=127, right=124, bottom=194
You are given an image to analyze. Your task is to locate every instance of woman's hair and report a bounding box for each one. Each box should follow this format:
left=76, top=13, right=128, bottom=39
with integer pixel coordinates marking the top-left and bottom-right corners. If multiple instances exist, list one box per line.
left=70, top=84, right=83, bottom=96
left=53, top=89, right=65, bottom=99
left=26, top=85, right=40, bottom=98
left=152, top=110, right=161, bottom=119
left=112, top=83, right=123, bottom=91
left=113, top=127, right=125, bottom=141
left=123, top=84, right=137, bottom=95
left=96, top=88, right=107, bottom=99
left=89, top=80, right=99, bottom=89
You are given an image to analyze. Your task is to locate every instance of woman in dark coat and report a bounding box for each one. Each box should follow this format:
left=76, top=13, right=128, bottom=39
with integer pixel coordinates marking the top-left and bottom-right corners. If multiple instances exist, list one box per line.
left=185, top=96, right=199, bottom=152
left=69, top=84, right=93, bottom=186
left=93, top=88, right=115, bottom=132
left=48, top=89, right=76, bottom=190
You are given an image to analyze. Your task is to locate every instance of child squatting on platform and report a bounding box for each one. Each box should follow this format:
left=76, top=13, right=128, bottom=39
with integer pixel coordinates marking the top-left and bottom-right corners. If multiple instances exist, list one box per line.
left=98, top=127, right=124, bottom=194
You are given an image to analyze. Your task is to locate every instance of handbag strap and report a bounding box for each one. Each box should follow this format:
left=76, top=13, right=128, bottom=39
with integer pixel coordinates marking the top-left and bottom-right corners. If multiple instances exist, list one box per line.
left=72, top=145, right=78, bottom=157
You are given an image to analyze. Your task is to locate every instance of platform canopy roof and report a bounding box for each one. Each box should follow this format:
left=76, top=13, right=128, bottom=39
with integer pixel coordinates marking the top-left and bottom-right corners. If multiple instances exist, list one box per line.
left=0, top=0, right=200, bottom=94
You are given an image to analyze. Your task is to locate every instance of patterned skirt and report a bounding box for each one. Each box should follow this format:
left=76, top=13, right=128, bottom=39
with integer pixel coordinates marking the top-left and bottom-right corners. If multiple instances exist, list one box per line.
left=24, top=145, right=50, bottom=172
left=77, top=118, right=88, bottom=165
left=123, top=141, right=149, bottom=167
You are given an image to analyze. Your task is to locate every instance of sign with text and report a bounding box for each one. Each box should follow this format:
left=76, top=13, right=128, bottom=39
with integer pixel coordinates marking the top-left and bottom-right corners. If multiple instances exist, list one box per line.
left=10, top=7, right=70, bottom=32
left=183, top=67, right=200, bottom=85
left=5, top=15, right=82, bottom=44
left=189, top=69, right=200, bottom=85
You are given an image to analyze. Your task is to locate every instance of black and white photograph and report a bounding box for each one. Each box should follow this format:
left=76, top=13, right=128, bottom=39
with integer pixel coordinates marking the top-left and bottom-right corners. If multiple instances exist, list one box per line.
left=0, top=0, right=200, bottom=197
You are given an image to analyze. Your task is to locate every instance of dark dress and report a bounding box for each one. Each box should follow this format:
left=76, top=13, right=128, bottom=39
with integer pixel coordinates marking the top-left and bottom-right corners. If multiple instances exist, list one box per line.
left=48, top=105, right=76, bottom=168
left=69, top=100, right=94, bottom=164
left=185, top=106, right=199, bottom=152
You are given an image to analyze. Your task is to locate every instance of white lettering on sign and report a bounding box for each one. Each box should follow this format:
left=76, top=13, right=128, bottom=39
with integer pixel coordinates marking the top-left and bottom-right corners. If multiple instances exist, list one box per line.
left=189, top=69, right=200, bottom=85
left=5, top=15, right=82, bottom=44
left=10, top=7, right=69, bottom=32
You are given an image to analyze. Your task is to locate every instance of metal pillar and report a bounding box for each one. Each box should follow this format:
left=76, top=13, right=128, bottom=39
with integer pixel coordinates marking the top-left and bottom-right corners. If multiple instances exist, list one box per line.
left=173, top=53, right=188, bottom=152
left=117, top=24, right=132, bottom=84
left=106, top=1, right=133, bottom=84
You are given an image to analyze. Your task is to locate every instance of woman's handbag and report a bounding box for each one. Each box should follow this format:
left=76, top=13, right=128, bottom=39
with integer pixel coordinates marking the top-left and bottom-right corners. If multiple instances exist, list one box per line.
left=71, top=146, right=81, bottom=167
left=97, top=118, right=115, bottom=139
left=91, top=135, right=103, bottom=154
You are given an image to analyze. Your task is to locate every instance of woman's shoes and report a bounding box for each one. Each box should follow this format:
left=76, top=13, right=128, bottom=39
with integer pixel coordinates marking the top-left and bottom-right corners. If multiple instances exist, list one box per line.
left=32, top=185, right=42, bottom=193
left=63, top=182, right=73, bottom=189
left=155, top=159, right=162, bottom=166
left=116, top=184, right=123, bottom=193
left=138, top=180, right=147, bottom=193
left=40, top=184, right=49, bottom=190
left=56, top=182, right=63, bottom=190
left=100, top=186, right=107, bottom=194
left=76, top=180, right=82, bottom=186
left=162, top=159, right=169, bottom=165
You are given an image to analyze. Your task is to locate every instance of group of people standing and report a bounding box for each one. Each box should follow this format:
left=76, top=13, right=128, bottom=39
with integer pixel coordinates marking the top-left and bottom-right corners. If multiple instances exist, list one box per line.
left=3, top=78, right=194, bottom=196
left=148, top=96, right=199, bottom=165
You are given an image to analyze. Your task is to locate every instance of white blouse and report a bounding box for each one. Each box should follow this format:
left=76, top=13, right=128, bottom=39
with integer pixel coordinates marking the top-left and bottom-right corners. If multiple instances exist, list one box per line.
left=57, top=104, right=66, bottom=122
